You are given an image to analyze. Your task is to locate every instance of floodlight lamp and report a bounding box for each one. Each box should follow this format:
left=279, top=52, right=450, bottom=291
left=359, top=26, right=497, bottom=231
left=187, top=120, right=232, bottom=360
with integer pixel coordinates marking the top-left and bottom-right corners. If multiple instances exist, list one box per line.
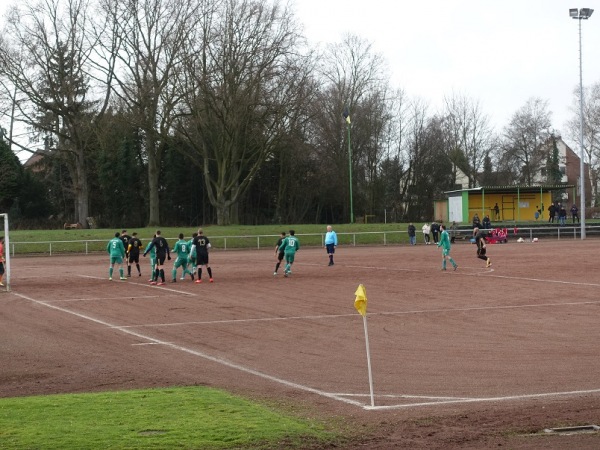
left=569, top=8, right=579, bottom=17
left=580, top=8, right=594, bottom=18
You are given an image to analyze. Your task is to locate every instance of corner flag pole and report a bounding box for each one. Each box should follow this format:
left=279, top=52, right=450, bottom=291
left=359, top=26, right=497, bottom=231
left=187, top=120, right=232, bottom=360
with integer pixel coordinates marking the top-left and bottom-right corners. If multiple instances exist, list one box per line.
left=354, top=284, right=374, bottom=407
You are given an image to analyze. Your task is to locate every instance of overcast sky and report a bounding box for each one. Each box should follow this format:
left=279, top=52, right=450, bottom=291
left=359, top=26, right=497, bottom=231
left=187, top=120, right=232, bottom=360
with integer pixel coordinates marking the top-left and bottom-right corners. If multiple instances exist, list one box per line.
left=293, top=0, right=600, bottom=150
left=1, top=0, right=599, bottom=153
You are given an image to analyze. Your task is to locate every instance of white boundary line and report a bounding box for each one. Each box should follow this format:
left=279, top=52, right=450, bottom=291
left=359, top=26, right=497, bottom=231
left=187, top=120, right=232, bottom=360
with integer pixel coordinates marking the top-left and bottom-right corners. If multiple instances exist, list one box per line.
left=11, top=290, right=600, bottom=410
left=78, top=275, right=198, bottom=296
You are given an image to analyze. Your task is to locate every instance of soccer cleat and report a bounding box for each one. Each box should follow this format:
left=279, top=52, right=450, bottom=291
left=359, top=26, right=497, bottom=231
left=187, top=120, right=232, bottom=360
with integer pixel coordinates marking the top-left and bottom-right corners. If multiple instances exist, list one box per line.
left=191, top=273, right=195, bottom=281
left=328, top=262, right=333, bottom=266
left=273, top=272, right=278, bottom=276
left=109, top=277, right=112, bottom=281
left=180, top=277, right=185, bottom=280
left=195, top=279, right=202, bottom=284
left=157, top=282, right=165, bottom=286
left=171, top=279, right=177, bottom=283
left=150, top=281, right=157, bottom=285
left=284, top=272, right=288, bottom=277
left=0, top=282, right=3, bottom=287
left=454, top=265, right=458, bottom=271
left=486, top=258, right=492, bottom=268
left=209, top=278, right=214, bottom=283
left=120, top=277, right=127, bottom=280
left=441, top=268, right=446, bottom=271
left=138, top=273, right=142, bottom=277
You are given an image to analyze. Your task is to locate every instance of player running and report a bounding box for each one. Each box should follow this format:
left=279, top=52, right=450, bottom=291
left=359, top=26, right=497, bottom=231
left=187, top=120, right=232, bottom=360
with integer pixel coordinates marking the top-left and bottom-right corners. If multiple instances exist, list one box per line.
left=437, top=224, right=458, bottom=271
left=473, top=227, right=492, bottom=267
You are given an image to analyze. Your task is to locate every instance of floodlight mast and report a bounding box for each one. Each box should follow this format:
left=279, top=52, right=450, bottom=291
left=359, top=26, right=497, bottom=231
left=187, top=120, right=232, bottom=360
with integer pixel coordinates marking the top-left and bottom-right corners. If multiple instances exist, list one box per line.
left=570, top=7, right=594, bottom=239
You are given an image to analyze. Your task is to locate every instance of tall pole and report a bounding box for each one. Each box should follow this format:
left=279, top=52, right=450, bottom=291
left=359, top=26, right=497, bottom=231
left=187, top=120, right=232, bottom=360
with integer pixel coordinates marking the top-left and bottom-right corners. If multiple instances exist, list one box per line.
left=577, top=16, right=586, bottom=239
left=570, top=7, right=593, bottom=239
left=347, top=122, right=354, bottom=224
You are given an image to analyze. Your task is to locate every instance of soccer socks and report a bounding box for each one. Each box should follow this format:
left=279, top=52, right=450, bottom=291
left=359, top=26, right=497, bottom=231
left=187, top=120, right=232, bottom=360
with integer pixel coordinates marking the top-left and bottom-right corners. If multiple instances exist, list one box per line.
left=275, top=262, right=280, bottom=273
left=197, top=268, right=202, bottom=280
left=442, top=260, right=447, bottom=270
left=109, top=267, right=114, bottom=278
left=172, top=269, right=177, bottom=280
left=207, top=267, right=213, bottom=279
left=450, top=258, right=457, bottom=269
left=329, top=254, right=333, bottom=264
left=127, top=265, right=131, bottom=276
left=119, top=268, right=124, bottom=278
left=159, top=269, right=165, bottom=282
left=154, top=268, right=160, bottom=281
left=136, top=263, right=141, bottom=275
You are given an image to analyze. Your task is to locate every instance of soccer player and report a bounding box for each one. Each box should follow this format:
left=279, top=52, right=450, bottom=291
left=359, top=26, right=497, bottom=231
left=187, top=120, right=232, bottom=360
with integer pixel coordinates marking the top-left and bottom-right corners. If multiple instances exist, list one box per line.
left=171, top=233, right=194, bottom=282
left=278, top=229, right=300, bottom=277
left=107, top=232, right=127, bottom=280
left=187, top=232, right=198, bottom=277
left=192, top=228, right=213, bottom=283
left=437, top=224, right=457, bottom=271
left=144, top=235, right=157, bottom=282
left=143, top=230, right=171, bottom=285
left=473, top=227, right=491, bottom=267
left=126, top=232, right=143, bottom=277
left=0, top=236, right=5, bottom=287
left=273, top=231, right=286, bottom=275
left=324, top=225, right=338, bottom=266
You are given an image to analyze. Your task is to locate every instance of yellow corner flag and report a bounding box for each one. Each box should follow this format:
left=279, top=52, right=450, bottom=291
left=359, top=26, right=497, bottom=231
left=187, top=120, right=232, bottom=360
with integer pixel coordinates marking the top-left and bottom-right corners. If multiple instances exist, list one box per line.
left=354, top=284, right=367, bottom=316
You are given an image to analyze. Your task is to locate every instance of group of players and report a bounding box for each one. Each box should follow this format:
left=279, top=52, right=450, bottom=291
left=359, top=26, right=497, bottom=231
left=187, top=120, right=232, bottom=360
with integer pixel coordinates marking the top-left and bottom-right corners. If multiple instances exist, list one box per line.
left=107, top=229, right=213, bottom=285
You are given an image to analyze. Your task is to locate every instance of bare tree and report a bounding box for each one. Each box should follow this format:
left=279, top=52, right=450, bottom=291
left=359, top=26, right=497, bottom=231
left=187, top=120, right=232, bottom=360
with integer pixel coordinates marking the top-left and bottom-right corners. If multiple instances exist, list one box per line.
left=566, top=81, right=600, bottom=206
left=443, top=92, right=495, bottom=188
left=0, top=0, right=106, bottom=226
left=175, top=0, right=312, bottom=225
left=500, top=97, right=552, bottom=186
left=99, top=0, right=200, bottom=226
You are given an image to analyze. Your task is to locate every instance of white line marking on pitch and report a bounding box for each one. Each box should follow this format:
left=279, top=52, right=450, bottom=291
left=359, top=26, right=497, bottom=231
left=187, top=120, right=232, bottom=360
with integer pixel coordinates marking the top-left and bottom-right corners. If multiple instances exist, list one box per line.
left=12, top=292, right=363, bottom=408
left=44, top=296, right=160, bottom=303
left=77, top=275, right=197, bottom=296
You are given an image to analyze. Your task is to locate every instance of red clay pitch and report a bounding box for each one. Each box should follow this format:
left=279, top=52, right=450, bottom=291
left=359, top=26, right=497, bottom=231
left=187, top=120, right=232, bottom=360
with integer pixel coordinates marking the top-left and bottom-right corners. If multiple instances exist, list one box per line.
left=2, top=240, right=600, bottom=449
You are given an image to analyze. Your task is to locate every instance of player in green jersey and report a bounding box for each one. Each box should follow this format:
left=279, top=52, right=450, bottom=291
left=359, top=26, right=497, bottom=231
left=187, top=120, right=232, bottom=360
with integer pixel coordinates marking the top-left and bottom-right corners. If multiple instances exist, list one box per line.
left=278, top=230, right=300, bottom=277
left=437, top=224, right=458, bottom=271
left=144, top=234, right=157, bottom=282
left=171, top=233, right=195, bottom=282
left=107, top=232, right=127, bottom=280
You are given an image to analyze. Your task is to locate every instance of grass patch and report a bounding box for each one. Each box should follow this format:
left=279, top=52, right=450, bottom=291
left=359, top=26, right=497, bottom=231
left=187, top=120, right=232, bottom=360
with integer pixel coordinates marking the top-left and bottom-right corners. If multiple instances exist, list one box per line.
left=0, top=386, right=339, bottom=449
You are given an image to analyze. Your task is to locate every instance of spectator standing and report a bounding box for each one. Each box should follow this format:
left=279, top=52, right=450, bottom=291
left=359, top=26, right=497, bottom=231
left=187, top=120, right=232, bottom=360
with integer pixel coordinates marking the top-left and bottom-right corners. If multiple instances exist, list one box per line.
left=192, top=228, right=214, bottom=283
left=324, top=225, right=338, bottom=265
left=431, top=221, right=440, bottom=244
left=408, top=223, right=416, bottom=245
left=143, top=230, right=171, bottom=285
left=548, top=203, right=556, bottom=223
left=450, top=221, right=458, bottom=243
left=437, top=224, right=458, bottom=271
left=558, top=204, right=567, bottom=226
left=493, top=203, right=500, bottom=220
left=571, top=204, right=579, bottom=223
left=273, top=231, right=286, bottom=275
left=107, top=232, right=127, bottom=281
left=422, top=223, right=431, bottom=245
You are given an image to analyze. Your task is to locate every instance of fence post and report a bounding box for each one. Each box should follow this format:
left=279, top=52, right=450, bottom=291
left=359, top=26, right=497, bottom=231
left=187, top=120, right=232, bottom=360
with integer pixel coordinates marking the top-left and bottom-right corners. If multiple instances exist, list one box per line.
left=257, top=236, right=260, bottom=250
left=50, top=242, right=52, bottom=256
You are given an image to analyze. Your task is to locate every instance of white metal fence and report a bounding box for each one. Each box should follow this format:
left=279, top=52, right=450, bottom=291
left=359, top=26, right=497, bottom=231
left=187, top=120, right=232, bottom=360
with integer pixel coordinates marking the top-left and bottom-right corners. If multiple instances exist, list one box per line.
left=8, top=225, right=600, bottom=256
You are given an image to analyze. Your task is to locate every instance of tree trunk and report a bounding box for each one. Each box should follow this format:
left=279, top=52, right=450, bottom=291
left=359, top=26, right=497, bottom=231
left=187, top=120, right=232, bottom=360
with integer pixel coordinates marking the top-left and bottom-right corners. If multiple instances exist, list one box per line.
left=147, top=152, right=160, bottom=226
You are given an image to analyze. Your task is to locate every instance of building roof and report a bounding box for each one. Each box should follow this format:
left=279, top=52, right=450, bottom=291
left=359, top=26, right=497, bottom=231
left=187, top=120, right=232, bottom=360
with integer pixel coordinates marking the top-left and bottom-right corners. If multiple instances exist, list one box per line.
left=444, top=185, right=576, bottom=195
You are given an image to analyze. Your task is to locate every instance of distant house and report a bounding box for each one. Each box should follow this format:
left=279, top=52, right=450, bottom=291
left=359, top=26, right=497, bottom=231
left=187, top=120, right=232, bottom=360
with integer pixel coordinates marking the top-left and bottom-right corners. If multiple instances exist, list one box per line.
left=433, top=137, right=589, bottom=224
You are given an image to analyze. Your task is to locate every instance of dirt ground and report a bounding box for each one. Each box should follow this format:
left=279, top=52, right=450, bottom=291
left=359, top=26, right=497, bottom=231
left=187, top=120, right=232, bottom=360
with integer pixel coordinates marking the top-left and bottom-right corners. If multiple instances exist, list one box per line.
left=2, top=239, right=600, bottom=449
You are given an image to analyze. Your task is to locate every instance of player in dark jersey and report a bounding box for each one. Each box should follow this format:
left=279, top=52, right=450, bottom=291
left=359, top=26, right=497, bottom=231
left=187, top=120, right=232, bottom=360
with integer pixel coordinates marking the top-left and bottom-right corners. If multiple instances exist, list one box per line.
left=126, top=232, right=143, bottom=277
left=119, top=229, right=131, bottom=274
left=192, top=228, right=213, bottom=283
left=273, top=231, right=286, bottom=276
left=143, top=230, right=171, bottom=285
left=473, top=227, right=491, bottom=268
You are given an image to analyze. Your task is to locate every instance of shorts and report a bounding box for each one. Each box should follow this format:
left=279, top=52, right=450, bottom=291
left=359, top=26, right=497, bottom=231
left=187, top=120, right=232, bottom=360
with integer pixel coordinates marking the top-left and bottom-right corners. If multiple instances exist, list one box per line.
left=128, top=252, right=140, bottom=264
left=110, top=256, right=123, bottom=265
left=174, top=257, right=188, bottom=269
left=441, top=248, right=450, bottom=257
left=156, top=254, right=167, bottom=265
left=477, top=247, right=486, bottom=256
left=0, top=262, right=4, bottom=275
left=197, top=253, right=209, bottom=265
left=325, top=244, right=335, bottom=254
